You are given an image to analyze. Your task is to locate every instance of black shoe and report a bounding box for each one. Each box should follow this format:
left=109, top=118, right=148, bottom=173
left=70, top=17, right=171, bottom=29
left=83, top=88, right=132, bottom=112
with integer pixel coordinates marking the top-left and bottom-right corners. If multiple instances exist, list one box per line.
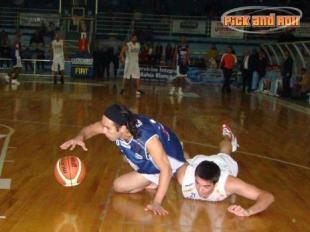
left=120, top=88, right=125, bottom=95
left=137, top=90, right=145, bottom=95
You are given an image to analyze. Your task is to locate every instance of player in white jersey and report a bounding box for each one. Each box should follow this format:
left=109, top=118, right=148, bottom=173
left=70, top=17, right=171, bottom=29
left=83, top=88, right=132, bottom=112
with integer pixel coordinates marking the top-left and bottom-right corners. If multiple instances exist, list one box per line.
left=120, top=34, right=144, bottom=96
left=4, top=33, right=23, bottom=85
left=176, top=125, right=274, bottom=217
left=51, top=32, right=65, bottom=84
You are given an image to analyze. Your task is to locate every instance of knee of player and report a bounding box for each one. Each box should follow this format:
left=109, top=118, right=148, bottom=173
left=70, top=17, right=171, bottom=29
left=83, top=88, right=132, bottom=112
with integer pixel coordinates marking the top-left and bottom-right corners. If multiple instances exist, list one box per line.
left=112, top=178, right=127, bottom=193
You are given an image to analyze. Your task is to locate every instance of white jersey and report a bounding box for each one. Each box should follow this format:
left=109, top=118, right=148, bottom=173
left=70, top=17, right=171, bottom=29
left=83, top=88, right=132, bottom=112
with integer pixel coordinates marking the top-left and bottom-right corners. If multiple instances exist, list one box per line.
left=52, top=39, right=64, bottom=58
left=182, top=154, right=238, bottom=202
left=123, top=41, right=140, bottom=79
left=125, top=42, right=140, bottom=64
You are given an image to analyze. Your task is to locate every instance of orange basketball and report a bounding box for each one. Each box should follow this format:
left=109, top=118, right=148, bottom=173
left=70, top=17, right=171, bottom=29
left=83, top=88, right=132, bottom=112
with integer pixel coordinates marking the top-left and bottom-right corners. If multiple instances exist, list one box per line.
left=54, top=156, right=86, bottom=187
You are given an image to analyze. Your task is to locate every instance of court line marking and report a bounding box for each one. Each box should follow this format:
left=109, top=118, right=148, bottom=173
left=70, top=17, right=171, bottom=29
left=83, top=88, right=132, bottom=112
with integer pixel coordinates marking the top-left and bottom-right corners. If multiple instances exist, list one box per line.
left=99, top=165, right=122, bottom=223
left=0, top=118, right=83, bottom=128
left=0, top=160, right=15, bottom=163
left=0, top=124, right=15, bottom=176
left=182, top=139, right=310, bottom=170
left=22, top=80, right=109, bottom=87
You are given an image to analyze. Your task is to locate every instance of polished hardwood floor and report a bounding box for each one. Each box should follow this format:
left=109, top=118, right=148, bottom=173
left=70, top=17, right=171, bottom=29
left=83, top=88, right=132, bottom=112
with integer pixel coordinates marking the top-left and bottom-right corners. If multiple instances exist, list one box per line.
left=0, top=79, right=309, bottom=231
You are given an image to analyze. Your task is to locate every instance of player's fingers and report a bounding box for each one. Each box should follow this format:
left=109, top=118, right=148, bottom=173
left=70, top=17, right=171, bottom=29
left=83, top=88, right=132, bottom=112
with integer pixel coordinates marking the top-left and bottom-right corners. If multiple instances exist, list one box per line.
left=69, top=144, right=76, bottom=151
left=60, top=142, right=69, bottom=149
left=81, top=143, right=88, bottom=151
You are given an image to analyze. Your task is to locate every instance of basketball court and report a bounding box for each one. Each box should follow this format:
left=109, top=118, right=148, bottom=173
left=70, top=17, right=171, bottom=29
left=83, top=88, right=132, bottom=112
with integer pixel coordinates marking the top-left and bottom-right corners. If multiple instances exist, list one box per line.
left=0, top=80, right=309, bottom=231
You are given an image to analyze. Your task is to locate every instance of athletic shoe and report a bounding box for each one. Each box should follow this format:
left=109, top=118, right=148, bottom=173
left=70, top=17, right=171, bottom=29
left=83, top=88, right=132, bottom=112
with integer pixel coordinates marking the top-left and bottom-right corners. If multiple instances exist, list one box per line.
left=177, top=87, right=184, bottom=96
left=222, top=124, right=239, bottom=152
left=169, top=87, right=175, bottom=95
left=11, top=79, right=20, bottom=85
left=136, top=90, right=145, bottom=96
left=4, top=74, right=10, bottom=83
left=120, top=88, right=125, bottom=95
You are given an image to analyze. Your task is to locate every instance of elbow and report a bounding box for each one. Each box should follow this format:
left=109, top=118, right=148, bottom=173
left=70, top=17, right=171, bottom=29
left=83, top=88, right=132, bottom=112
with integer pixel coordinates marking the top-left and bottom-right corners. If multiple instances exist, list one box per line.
left=268, top=192, right=275, bottom=204
left=262, top=191, right=275, bottom=205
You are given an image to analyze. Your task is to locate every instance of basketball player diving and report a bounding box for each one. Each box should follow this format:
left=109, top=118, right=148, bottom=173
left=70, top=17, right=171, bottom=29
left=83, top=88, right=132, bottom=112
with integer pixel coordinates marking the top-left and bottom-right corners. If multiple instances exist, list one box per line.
left=60, top=104, right=186, bottom=216
left=175, top=125, right=274, bottom=217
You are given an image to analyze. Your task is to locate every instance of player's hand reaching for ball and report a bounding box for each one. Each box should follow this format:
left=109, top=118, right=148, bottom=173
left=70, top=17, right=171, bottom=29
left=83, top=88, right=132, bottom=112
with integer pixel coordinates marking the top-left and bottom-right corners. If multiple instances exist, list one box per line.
left=144, top=202, right=168, bottom=216
left=60, top=137, right=88, bottom=151
left=227, top=204, right=251, bottom=217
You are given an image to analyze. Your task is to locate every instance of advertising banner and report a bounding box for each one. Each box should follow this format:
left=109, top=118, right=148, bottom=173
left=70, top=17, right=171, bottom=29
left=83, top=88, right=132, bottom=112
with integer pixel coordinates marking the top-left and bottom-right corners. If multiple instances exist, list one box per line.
left=71, top=53, right=93, bottom=78
left=171, top=20, right=206, bottom=34
left=211, top=21, right=244, bottom=39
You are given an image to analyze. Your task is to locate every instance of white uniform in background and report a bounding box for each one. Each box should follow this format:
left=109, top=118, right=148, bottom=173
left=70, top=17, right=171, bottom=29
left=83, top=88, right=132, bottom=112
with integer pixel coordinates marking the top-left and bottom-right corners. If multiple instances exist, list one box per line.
left=51, top=39, right=65, bottom=72
left=182, top=154, right=238, bottom=202
left=123, top=41, right=140, bottom=79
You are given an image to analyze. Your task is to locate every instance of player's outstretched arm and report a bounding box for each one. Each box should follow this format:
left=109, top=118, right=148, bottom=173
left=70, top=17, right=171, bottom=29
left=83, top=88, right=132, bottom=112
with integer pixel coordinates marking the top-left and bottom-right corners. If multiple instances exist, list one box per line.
left=144, top=136, right=172, bottom=216
left=60, top=121, right=103, bottom=151
left=225, top=176, right=274, bottom=217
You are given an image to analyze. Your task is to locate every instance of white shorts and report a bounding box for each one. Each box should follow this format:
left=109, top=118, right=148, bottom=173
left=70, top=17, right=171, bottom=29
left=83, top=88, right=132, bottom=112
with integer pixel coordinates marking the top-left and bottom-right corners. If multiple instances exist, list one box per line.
left=176, top=65, right=188, bottom=77
left=123, top=62, right=140, bottom=79
left=13, top=57, right=22, bottom=68
left=187, top=153, right=238, bottom=177
left=52, top=56, right=65, bottom=72
left=142, top=156, right=185, bottom=185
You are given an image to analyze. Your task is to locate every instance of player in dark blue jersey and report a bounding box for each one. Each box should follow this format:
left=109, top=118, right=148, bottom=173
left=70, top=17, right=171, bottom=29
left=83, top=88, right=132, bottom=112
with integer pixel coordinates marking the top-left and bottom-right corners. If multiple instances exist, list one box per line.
left=60, top=104, right=186, bottom=216
left=170, top=36, right=190, bottom=96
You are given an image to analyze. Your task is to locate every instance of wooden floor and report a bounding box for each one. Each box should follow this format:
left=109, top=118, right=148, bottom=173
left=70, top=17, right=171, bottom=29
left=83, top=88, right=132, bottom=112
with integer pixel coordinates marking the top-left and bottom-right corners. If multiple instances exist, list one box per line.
left=0, top=79, right=309, bottom=232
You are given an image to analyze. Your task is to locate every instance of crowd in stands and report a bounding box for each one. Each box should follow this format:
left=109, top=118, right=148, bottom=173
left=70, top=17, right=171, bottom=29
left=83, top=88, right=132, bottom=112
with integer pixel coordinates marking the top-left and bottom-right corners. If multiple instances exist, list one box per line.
left=238, top=47, right=310, bottom=101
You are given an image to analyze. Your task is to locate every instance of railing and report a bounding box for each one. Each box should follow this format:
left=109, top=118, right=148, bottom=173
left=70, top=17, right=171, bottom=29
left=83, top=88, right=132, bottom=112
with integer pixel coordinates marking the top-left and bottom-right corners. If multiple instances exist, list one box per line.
left=0, top=58, right=71, bottom=77
left=261, top=40, right=310, bottom=75
left=96, top=12, right=211, bottom=38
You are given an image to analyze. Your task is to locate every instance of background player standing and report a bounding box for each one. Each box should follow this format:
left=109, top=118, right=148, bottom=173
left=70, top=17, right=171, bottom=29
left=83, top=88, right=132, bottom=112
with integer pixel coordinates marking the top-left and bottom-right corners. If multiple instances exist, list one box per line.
left=51, top=32, right=65, bottom=85
left=170, top=36, right=190, bottom=96
left=120, top=34, right=144, bottom=96
left=4, top=32, right=23, bottom=85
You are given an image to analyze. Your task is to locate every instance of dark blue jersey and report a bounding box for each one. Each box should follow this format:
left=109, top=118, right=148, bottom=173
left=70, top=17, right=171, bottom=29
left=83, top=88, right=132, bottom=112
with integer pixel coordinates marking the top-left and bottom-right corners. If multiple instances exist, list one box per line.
left=176, top=44, right=189, bottom=66
left=116, top=115, right=185, bottom=174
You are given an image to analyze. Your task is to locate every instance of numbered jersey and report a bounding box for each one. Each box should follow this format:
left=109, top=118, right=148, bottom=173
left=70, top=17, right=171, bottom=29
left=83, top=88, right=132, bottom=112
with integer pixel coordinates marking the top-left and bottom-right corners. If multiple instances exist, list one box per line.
left=115, top=115, right=185, bottom=174
left=125, top=41, right=140, bottom=64
left=176, top=44, right=189, bottom=66
left=52, top=39, right=64, bottom=58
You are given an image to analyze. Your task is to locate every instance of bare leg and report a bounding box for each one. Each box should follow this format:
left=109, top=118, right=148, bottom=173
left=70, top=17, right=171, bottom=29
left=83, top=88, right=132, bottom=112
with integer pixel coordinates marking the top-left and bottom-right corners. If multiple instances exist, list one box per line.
left=113, top=171, right=151, bottom=193
left=60, top=70, right=64, bottom=84
left=120, top=78, right=128, bottom=94
left=219, top=136, right=232, bottom=155
left=134, top=79, right=144, bottom=95
left=52, top=71, right=57, bottom=84
left=135, top=78, right=140, bottom=91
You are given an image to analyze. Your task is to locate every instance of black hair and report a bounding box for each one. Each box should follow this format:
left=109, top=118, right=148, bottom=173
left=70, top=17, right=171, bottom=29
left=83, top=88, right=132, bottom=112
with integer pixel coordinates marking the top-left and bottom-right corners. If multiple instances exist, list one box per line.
left=194, top=161, right=221, bottom=184
left=104, top=104, right=139, bottom=139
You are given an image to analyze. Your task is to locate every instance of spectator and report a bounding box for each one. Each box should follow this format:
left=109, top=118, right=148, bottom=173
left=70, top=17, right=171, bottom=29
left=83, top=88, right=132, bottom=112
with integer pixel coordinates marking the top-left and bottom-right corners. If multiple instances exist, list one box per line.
left=281, top=50, right=293, bottom=97
left=30, top=30, right=45, bottom=70
left=0, top=30, right=11, bottom=68
left=291, top=68, right=310, bottom=99
left=240, top=49, right=255, bottom=92
left=219, top=46, right=237, bottom=94
left=165, top=43, right=173, bottom=65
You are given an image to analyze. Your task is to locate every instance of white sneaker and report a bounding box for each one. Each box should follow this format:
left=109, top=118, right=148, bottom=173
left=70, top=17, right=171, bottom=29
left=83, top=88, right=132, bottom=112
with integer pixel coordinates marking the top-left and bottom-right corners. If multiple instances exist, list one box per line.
left=169, top=87, right=175, bottom=95
left=177, top=87, right=184, bottom=96
left=11, top=79, right=20, bottom=85
left=4, top=74, right=10, bottom=83
left=222, top=124, right=239, bottom=152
